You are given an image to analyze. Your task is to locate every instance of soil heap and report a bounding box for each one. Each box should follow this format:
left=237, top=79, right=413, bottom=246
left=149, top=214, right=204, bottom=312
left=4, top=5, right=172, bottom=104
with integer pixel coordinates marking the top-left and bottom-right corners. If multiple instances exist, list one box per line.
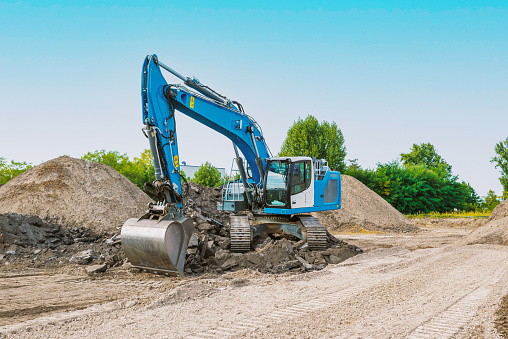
left=0, top=156, right=152, bottom=231
left=312, top=175, right=418, bottom=233
left=457, top=200, right=508, bottom=246
left=456, top=216, right=508, bottom=246
left=489, top=199, right=508, bottom=222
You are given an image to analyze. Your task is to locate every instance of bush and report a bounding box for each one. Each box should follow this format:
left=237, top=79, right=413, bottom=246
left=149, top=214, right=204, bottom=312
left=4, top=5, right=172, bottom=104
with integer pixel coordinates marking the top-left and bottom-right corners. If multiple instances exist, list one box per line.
left=192, top=162, right=223, bottom=188
left=0, top=157, right=32, bottom=184
left=82, top=149, right=154, bottom=189
left=345, top=161, right=480, bottom=214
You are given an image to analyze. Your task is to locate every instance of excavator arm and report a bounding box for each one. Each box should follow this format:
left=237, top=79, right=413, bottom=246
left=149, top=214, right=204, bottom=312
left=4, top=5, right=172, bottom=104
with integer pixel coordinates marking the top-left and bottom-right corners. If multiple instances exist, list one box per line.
left=141, top=54, right=270, bottom=198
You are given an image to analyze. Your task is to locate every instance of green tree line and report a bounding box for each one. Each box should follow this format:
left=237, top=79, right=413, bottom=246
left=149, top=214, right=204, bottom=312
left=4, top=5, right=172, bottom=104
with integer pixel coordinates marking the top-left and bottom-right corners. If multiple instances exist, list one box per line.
left=0, top=157, right=32, bottom=185
left=0, top=151, right=227, bottom=190
left=279, top=115, right=506, bottom=214
left=81, top=150, right=226, bottom=189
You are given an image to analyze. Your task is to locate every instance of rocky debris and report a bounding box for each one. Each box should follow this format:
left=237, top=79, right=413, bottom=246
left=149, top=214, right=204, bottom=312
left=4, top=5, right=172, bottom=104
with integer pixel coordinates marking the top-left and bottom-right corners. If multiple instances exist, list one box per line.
left=0, top=212, right=125, bottom=271
left=69, top=249, right=99, bottom=265
left=0, top=213, right=74, bottom=248
left=0, top=156, right=152, bottom=231
left=85, top=264, right=107, bottom=274
left=182, top=228, right=362, bottom=275
left=312, top=175, right=418, bottom=233
left=183, top=182, right=229, bottom=230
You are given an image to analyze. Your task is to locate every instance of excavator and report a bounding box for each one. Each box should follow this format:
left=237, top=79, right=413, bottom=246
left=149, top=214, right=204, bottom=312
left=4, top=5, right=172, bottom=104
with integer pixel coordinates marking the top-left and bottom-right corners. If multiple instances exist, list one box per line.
left=121, top=54, right=342, bottom=276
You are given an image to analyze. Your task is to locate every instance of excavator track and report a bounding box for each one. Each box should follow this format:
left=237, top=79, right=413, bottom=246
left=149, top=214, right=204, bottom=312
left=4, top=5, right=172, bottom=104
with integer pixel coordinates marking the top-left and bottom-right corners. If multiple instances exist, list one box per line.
left=298, top=216, right=328, bottom=251
left=230, top=215, right=251, bottom=252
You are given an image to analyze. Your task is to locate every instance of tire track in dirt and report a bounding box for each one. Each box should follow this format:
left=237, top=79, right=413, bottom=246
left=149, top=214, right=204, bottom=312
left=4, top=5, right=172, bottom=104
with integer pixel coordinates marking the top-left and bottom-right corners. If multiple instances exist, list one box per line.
left=5, top=245, right=508, bottom=338
left=408, top=265, right=507, bottom=338
left=184, top=247, right=475, bottom=338
left=186, top=246, right=508, bottom=339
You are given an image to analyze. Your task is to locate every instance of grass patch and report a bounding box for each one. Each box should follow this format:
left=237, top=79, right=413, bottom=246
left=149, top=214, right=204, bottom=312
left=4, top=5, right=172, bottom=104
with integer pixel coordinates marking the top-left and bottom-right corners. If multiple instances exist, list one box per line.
left=406, top=211, right=491, bottom=219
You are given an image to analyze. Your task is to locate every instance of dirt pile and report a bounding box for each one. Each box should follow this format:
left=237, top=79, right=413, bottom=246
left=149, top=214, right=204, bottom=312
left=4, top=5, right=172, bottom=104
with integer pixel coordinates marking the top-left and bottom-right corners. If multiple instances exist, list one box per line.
left=454, top=199, right=508, bottom=246
left=489, top=199, right=508, bottom=222
left=312, top=175, right=418, bottom=233
left=456, top=216, right=508, bottom=246
left=0, top=156, right=152, bottom=231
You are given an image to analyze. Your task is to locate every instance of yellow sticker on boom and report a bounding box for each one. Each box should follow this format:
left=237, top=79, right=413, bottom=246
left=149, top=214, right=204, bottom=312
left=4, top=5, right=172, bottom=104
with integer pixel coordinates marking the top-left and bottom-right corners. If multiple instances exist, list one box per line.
left=174, top=155, right=179, bottom=168
left=190, top=96, right=195, bottom=108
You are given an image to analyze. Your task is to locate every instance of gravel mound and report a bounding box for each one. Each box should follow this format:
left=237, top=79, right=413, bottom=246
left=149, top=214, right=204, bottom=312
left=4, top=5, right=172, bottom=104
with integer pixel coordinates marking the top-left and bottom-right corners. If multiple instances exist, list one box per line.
left=312, top=175, right=418, bottom=233
left=456, top=216, right=508, bottom=246
left=489, top=199, right=508, bottom=222
left=0, top=156, right=152, bottom=231
left=454, top=198, right=508, bottom=246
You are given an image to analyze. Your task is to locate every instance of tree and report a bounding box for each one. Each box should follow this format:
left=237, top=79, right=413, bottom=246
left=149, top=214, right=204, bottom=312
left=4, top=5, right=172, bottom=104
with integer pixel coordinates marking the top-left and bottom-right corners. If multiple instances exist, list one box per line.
left=491, top=137, right=508, bottom=193
left=401, top=143, right=452, bottom=174
left=192, top=162, right=223, bottom=188
left=345, top=160, right=480, bottom=214
left=82, top=149, right=154, bottom=189
left=0, top=157, right=32, bottom=184
left=133, top=149, right=155, bottom=185
left=483, top=189, right=501, bottom=211
left=279, top=115, right=347, bottom=172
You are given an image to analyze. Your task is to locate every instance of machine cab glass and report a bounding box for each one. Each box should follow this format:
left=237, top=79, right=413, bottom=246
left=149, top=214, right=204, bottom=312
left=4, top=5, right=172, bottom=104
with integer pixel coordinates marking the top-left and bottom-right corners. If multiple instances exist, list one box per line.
left=264, top=160, right=289, bottom=207
left=264, top=158, right=313, bottom=208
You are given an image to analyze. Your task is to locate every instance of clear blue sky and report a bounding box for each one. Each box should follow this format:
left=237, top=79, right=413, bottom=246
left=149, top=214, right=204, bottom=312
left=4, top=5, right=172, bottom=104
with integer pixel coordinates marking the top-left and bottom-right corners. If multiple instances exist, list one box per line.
left=1, top=1, right=507, bottom=197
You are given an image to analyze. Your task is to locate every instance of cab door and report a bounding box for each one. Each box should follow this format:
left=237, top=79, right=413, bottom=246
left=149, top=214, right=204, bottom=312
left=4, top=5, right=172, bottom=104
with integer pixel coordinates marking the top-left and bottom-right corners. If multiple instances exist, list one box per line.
left=290, top=160, right=313, bottom=209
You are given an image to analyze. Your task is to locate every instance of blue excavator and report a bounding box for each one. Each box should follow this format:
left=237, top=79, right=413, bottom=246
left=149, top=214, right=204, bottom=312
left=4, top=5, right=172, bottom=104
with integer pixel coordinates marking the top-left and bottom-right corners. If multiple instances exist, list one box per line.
left=121, top=55, right=342, bottom=276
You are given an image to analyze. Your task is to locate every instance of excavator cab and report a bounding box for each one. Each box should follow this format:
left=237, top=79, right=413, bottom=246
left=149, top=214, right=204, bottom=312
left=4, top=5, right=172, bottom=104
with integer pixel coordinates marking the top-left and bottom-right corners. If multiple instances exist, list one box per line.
left=264, top=157, right=341, bottom=215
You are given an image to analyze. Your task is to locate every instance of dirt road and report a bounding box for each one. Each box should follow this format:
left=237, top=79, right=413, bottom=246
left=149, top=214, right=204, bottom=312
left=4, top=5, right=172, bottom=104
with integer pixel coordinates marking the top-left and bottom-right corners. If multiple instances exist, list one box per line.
left=2, top=227, right=508, bottom=338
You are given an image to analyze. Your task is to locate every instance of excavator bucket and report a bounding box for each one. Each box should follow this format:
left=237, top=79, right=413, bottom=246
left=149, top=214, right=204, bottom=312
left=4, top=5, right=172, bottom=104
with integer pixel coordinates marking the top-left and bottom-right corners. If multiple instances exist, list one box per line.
left=121, top=216, right=194, bottom=276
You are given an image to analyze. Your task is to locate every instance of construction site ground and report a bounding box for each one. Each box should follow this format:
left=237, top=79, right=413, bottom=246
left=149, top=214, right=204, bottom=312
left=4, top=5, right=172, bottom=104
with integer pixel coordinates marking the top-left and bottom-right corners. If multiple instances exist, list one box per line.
left=3, top=220, right=508, bottom=338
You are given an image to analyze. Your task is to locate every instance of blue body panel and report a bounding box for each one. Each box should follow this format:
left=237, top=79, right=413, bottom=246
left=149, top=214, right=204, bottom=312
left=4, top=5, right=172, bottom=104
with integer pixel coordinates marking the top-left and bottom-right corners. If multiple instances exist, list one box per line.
left=142, top=55, right=270, bottom=185
left=264, top=171, right=341, bottom=215
left=264, top=204, right=340, bottom=215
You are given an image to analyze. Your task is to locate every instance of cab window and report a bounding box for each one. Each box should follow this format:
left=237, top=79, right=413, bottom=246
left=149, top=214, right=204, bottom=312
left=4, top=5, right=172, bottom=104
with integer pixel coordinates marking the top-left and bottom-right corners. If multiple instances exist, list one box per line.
left=291, top=161, right=311, bottom=195
left=265, top=161, right=289, bottom=207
